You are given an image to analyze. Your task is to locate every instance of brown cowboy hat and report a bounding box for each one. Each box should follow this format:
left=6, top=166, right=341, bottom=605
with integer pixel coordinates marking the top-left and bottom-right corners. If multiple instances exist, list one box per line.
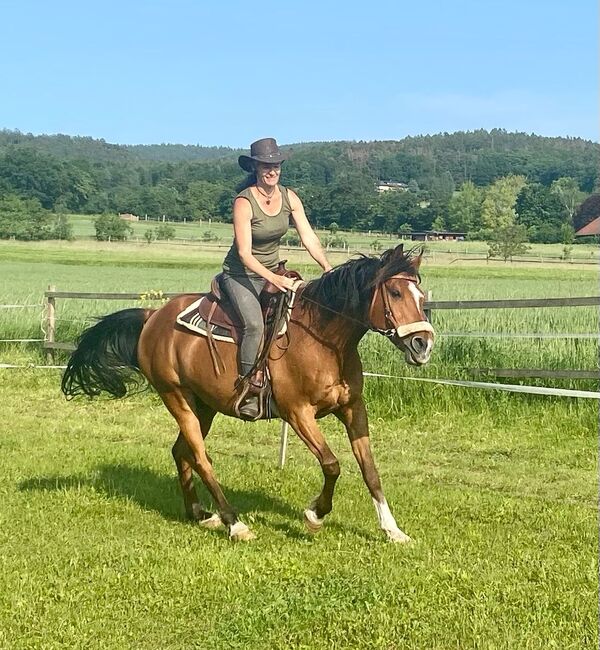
left=238, top=137, right=288, bottom=172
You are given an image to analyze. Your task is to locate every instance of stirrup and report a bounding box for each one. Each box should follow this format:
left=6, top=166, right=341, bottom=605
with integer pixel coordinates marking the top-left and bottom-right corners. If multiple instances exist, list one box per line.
left=233, top=373, right=279, bottom=421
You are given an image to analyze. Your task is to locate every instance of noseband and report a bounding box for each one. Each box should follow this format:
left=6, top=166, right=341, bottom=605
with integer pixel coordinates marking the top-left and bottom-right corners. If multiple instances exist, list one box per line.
left=368, top=274, right=434, bottom=339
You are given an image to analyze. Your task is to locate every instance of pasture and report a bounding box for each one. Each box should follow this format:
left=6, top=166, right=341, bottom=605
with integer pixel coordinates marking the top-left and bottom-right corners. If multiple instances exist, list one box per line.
left=0, top=239, right=597, bottom=649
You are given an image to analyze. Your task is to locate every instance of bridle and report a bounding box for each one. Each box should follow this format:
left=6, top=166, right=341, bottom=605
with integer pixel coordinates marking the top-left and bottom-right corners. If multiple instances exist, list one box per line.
left=367, top=273, right=434, bottom=339
left=296, top=273, right=434, bottom=339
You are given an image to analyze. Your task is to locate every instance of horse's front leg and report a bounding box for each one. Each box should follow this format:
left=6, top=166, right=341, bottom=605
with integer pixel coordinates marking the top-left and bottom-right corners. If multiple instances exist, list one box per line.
left=336, top=399, right=411, bottom=543
left=287, top=407, right=340, bottom=533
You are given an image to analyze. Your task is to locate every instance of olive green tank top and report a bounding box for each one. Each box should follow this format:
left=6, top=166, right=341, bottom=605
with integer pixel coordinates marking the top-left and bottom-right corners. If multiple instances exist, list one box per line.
left=223, top=185, right=292, bottom=276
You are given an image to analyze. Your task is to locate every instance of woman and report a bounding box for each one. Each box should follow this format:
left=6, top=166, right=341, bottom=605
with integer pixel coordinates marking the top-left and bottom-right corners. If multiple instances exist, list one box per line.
left=221, top=137, right=332, bottom=418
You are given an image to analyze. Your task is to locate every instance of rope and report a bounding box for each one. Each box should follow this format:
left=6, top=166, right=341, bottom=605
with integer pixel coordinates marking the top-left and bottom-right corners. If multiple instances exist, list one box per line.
left=0, top=363, right=67, bottom=369
left=438, top=332, right=598, bottom=340
left=363, top=372, right=600, bottom=399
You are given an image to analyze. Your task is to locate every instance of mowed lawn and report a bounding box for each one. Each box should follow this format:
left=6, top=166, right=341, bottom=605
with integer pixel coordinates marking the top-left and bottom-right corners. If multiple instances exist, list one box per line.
left=0, top=240, right=597, bottom=649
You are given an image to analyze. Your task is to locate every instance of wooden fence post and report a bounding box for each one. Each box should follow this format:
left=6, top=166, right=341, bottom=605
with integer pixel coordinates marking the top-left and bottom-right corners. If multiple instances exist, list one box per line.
left=46, top=285, right=56, bottom=365
left=425, top=289, right=432, bottom=325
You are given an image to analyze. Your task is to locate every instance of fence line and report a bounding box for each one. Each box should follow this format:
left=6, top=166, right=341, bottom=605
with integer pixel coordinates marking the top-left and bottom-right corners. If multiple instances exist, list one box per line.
left=440, top=332, right=598, bottom=339
left=0, top=304, right=41, bottom=309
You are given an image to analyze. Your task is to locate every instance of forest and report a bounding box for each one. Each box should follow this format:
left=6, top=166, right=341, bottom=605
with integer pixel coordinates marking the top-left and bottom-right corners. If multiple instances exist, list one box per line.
left=0, top=128, right=598, bottom=243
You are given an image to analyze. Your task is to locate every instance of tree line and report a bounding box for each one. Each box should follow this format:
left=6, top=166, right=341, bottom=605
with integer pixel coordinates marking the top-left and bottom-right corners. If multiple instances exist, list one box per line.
left=0, top=128, right=598, bottom=243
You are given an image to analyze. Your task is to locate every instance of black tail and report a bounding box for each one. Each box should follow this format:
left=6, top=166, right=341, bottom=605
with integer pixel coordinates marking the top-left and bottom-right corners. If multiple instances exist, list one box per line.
left=61, top=308, right=152, bottom=399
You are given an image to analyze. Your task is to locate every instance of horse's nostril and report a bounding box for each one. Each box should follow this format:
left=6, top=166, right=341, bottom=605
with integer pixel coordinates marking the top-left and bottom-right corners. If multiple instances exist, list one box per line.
left=411, top=336, right=426, bottom=354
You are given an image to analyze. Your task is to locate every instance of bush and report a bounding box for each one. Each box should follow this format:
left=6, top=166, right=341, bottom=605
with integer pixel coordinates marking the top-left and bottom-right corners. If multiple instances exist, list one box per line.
left=326, top=235, right=349, bottom=249
left=144, top=229, right=156, bottom=244
left=94, top=213, right=133, bottom=241
left=202, top=230, right=220, bottom=242
left=0, top=194, right=59, bottom=240
left=282, top=232, right=300, bottom=247
left=155, top=224, right=176, bottom=241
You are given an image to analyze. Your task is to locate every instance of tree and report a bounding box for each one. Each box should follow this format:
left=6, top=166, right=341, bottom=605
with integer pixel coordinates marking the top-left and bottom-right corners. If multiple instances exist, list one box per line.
left=94, top=213, right=133, bottom=241
left=572, top=194, right=600, bottom=232
left=0, top=194, right=57, bottom=240
left=515, top=183, right=566, bottom=243
left=53, top=214, right=74, bottom=240
left=431, top=215, right=446, bottom=231
left=487, top=224, right=530, bottom=262
left=551, top=177, right=585, bottom=223
left=480, top=175, right=527, bottom=230
left=447, top=181, right=483, bottom=232
left=429, top=171, right=455, bottom=203
left=372, top=189, right=421, bottom=233
left=185, top=180, right=224, bottom=221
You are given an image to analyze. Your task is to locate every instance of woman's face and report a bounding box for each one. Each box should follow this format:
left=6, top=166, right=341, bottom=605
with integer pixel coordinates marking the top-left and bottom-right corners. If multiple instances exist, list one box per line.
left=255, top=162, right=281, bottom=188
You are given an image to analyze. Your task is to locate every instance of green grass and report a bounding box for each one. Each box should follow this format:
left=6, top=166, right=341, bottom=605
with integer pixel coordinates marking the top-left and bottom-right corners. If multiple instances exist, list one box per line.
left=0, top=240, right=597, bottom=647
left=64, top=213, right=600, bottom=263
left=0, top=370, right=597, bottom=649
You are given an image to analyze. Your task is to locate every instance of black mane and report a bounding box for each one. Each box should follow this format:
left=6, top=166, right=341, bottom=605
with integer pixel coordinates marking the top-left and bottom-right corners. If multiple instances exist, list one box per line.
left=301, top=245, right=421, bottom=323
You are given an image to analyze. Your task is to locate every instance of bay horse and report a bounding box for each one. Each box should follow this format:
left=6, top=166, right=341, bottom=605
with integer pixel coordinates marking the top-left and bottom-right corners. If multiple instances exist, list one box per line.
left=62, top=245, right=434, bottom=542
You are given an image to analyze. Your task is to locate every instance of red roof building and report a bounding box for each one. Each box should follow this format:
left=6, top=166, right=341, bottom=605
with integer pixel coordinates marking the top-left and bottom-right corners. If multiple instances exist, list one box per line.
left=575, top=217, right=600, bottom=236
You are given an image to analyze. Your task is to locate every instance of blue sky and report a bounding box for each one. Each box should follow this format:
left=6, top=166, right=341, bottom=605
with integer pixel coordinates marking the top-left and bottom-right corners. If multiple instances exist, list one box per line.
left=1, top=0, right=597, bottom=146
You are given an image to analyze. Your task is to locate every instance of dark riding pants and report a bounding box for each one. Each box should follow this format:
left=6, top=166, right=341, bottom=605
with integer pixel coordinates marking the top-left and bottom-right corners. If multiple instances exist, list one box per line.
left=220, top=274, right=266, bottom=376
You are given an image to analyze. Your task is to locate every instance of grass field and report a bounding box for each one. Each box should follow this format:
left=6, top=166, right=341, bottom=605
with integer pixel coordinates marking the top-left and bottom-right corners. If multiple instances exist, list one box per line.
left=0, top=239, right=597, bottom=648
left=66, top=213, right=600, bottom=264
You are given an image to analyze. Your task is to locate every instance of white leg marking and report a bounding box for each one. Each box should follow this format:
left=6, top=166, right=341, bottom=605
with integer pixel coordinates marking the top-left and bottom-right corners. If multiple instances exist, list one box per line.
left=198, top=513, right=224, bottom=529
left=303, top=497, right=324, bottom=533
left=373, top=498, right=412, bottom=543
left=229, top=521, right=256, bottom=541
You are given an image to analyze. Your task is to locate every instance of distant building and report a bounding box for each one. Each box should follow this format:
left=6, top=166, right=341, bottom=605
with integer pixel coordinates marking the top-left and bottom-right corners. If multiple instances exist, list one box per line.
left=376, top=181, right=409, bottom=193
left=410, top=231, right=466, bottom=242
left=119, top=213, right=139, bottom=222
left=575, top=217, right=600, bottom=237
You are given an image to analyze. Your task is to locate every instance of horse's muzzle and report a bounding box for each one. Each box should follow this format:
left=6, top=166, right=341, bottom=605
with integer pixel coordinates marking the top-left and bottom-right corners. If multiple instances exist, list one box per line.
left=393, top=323, right=435, bottom=366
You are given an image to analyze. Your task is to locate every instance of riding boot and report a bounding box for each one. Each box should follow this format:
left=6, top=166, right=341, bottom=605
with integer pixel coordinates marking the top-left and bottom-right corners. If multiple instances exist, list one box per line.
left=237, top=371, right=264, bottom=420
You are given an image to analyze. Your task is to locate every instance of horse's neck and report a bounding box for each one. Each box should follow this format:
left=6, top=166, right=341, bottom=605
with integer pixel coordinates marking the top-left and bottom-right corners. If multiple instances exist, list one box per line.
left=292, top=303, right=367, bottom=354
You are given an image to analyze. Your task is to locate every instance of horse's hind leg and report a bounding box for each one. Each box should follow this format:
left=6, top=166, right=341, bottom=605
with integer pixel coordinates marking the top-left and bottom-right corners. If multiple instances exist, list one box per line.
left=172, top=421, right=223, bottom=530
left=163, top=388, right=255, bottom=541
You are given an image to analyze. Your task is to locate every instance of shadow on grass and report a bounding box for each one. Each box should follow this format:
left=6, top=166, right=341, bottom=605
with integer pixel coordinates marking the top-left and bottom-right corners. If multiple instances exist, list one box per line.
left=19, top=463, right=374, bottom=540
left=19, top=463, right=298, bottom=522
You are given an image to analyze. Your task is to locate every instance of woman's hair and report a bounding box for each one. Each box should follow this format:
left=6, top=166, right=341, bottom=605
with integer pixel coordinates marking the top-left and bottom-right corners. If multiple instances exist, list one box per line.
left=236, top=172, right=257, bottom=192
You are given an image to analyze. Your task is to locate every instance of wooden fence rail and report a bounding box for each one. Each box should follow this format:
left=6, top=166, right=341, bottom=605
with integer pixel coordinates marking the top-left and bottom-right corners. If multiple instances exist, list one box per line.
left=42, top=289, right=600, bottom=377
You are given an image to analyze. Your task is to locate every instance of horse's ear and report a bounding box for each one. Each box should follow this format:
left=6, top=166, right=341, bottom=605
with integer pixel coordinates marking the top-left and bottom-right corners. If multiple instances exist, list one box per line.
left=394, top=243, right=404, bottom=256
left=413, top=247, right=424, bottom=270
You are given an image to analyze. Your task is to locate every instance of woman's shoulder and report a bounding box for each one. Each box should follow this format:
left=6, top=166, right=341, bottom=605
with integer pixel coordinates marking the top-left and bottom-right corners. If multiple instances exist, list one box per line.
left=281, top=185, right=300, bottom=208
left=236, top=186, right=254, bottom=200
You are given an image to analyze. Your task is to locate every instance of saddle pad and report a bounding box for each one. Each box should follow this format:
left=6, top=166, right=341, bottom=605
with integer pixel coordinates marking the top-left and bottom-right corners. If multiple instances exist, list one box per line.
left=176, top=297, right=237, bottom=343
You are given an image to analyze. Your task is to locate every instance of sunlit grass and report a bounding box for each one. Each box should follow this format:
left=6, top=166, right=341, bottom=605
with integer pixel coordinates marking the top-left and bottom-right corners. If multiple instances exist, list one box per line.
left=0, top=241, right=597, bottom=648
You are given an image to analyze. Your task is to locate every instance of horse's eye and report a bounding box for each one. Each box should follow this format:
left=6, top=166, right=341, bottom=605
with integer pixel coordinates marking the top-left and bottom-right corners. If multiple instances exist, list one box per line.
left=390, top=289, right=401, bottom=299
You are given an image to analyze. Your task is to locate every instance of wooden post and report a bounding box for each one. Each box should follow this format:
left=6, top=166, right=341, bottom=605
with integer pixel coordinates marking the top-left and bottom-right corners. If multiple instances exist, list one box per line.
left=278, top=421, right=289, bottom=469
left=46, top=285, right=56, bottom=364
left=424, top=289, right=432, bottom=325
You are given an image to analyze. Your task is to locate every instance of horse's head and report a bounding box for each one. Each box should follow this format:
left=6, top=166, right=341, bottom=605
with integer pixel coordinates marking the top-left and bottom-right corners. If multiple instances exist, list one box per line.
left=369, top=246, right=434, bottom=366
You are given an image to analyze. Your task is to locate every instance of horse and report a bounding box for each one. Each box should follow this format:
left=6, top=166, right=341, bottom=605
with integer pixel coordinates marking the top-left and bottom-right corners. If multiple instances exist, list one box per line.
left=61, top=244, right=434, bottom=542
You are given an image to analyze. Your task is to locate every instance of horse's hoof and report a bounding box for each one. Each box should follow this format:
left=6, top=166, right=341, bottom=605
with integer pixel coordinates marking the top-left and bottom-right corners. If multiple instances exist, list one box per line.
left=303, top=508, right=324, bottom=534
left=198, top=513, right=224, bottom=530
left=229, top=521, right=256, bottom=542
left=385, top=528, right=412, bottom=544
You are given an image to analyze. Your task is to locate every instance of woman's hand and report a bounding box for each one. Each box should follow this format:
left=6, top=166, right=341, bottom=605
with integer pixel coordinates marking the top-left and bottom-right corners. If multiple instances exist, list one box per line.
left=269, top=273, right=297, bottom=293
